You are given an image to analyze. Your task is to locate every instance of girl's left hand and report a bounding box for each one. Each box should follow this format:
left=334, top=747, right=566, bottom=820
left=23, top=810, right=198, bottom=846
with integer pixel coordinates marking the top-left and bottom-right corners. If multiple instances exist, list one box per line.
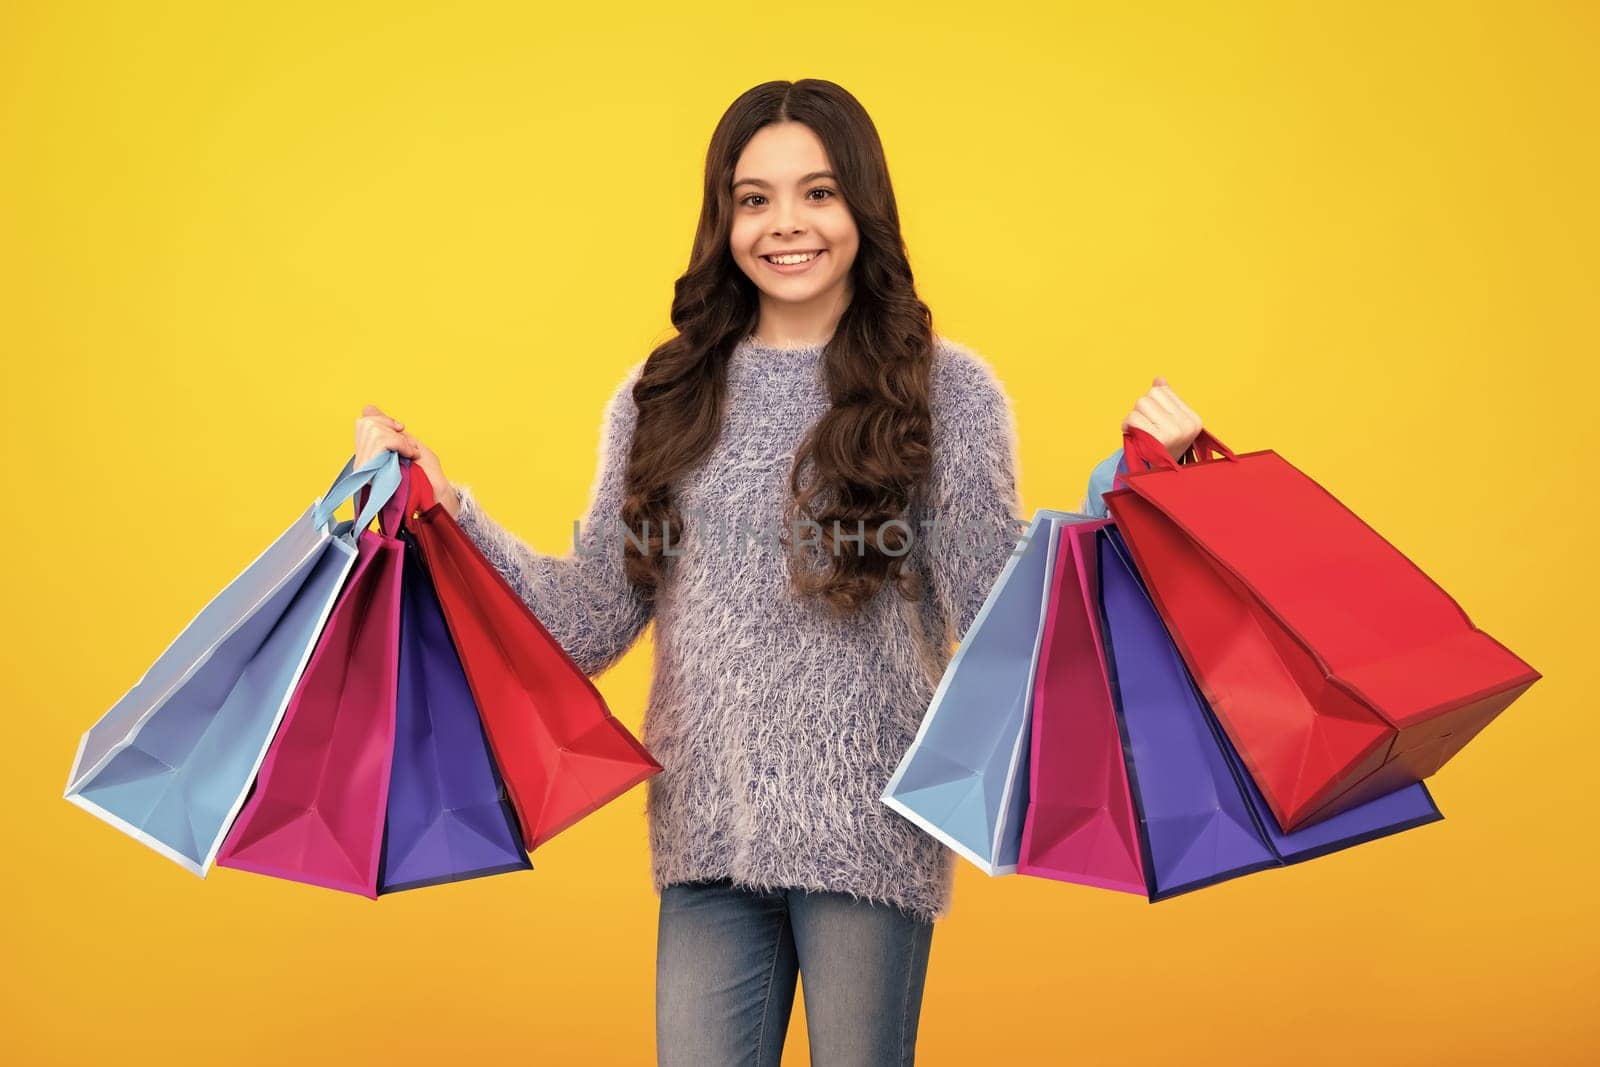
left=1122, top=375, right=1203, bottom=463
left=354, top=404, right=461, bottom=518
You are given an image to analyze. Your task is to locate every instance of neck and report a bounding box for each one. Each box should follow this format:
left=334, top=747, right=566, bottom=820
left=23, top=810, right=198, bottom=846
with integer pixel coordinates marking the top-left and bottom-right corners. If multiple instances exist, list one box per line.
left=754, top=287, right=849, bottom=349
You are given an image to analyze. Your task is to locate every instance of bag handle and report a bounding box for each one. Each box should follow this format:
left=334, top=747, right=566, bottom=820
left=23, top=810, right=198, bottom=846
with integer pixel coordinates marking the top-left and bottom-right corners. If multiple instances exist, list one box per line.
left=1184, top=429, right=1236, bottom=463
left=354, top=456, right=413, bottom=539
left=382, top=459, right=412, bottom=536
left=1113, top=427, right=1238, bottom=491
left=407, top=458, right=438, bottom=516
left=313, top=450, right=404, bottom=534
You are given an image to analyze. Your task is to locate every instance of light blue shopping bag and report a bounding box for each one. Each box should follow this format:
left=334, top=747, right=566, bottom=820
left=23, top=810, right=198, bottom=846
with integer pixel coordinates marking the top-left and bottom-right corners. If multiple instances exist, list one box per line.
left=882, top=507, right=1095, bottom=875
left=63, top=451, right=404, bottom=875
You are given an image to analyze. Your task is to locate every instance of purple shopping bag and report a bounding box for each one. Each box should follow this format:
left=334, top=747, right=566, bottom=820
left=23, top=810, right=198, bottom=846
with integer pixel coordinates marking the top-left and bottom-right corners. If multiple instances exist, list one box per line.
left=1095, top=525, right=1442, bottom=901
left=377, top=522, right=532, bottom=893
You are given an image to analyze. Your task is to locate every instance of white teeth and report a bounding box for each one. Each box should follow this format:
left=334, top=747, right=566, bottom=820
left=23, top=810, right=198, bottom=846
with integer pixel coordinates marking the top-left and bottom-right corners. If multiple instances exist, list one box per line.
left=765, top=252, right=818, bottom=265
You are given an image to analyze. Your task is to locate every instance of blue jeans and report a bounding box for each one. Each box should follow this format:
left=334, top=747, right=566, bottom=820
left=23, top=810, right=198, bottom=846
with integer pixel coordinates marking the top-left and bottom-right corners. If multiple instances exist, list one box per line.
left=655, top=878, right=936, bottom=1066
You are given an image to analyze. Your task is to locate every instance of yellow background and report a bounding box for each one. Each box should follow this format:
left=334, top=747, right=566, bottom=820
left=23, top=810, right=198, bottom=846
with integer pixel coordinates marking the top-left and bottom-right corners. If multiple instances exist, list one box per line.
left=3, top=2, right=1594, bottom=1063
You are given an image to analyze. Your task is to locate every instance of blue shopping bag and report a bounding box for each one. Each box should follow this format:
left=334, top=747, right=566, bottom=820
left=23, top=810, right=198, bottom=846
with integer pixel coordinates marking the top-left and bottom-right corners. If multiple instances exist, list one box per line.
left=64, top=451, right=404, bottom=875
left=881, top=508, right=1095, bottom=875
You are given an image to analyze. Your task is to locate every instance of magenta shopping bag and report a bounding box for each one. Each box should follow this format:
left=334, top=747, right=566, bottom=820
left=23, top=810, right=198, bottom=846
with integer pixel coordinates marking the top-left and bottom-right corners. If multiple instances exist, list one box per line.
left=215, top=464, right=409, bottom=896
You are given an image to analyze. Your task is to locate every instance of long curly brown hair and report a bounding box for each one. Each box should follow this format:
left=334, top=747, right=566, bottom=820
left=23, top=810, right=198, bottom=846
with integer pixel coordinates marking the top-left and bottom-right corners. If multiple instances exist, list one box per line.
left=620, top=79, right=938, bottom=617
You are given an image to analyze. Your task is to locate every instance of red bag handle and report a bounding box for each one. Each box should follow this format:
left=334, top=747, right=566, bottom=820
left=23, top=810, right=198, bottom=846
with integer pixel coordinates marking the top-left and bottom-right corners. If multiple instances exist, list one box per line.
left=406, top=458, right=438, bottom=517
left=1114, top=427, right=1237, bottom=491
left=1185, top=428, right=1236, bottom=463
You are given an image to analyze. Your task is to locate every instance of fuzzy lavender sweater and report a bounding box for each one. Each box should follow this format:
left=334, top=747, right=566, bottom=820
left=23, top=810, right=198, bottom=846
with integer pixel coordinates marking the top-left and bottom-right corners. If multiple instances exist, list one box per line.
left=452, top=334, right=1119, bottom=923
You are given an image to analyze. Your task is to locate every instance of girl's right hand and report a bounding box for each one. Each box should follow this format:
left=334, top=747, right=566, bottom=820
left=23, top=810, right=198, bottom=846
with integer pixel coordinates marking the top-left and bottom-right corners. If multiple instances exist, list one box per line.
left=353, top=404, right=462, bottom=519
left=1121, top=375, right=1203, bottom=463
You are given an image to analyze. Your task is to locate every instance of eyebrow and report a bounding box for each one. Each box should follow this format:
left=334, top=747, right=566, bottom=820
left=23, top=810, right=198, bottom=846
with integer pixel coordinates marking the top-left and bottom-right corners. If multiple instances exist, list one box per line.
left=732, top=170, right=837, bottom=190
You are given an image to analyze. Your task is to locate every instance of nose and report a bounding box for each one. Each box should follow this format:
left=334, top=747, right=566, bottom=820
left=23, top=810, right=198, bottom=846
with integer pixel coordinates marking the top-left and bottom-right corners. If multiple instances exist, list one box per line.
left=770, top=198, right=803, bottom=237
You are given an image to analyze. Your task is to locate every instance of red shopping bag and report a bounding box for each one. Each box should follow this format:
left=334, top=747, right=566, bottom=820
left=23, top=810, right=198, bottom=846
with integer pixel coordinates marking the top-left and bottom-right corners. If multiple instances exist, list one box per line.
left=1101, top=426, right=1539, bottom=832
left=403, top=466, right=661, bottom=851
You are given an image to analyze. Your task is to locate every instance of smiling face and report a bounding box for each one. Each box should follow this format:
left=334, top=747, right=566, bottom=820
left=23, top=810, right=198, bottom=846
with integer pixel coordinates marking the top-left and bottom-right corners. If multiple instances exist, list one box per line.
left=729, top=121, right=859, bottom=329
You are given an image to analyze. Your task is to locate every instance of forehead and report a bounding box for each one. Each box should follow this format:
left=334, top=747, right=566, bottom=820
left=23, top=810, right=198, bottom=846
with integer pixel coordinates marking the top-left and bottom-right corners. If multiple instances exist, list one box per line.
left=732, top=122, right=832, bottom=187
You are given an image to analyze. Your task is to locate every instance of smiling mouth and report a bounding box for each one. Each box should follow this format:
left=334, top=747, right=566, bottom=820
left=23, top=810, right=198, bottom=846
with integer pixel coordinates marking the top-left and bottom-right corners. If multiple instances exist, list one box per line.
left=761, top=250, right=824, bottom=264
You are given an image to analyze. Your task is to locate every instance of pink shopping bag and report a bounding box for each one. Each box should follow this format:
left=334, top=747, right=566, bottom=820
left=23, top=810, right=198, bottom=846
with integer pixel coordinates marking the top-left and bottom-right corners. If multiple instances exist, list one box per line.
left=215, top=465, right=409, bottom=896
left=1017, top=517, right=1145, bottom=893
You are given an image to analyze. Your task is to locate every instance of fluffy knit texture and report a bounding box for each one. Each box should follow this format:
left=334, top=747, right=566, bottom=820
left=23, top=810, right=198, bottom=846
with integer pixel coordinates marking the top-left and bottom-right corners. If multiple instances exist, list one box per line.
left=452, top=334, right=1117, bottom=924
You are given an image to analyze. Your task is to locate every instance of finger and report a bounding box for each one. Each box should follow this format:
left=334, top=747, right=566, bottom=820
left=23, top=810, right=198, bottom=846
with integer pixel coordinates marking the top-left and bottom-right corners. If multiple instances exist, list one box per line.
left=1148, top=374, right=1198, bottom=419
left=1126, top=408, right=1161, bottom=437
left=1143, top=386, right=1183, bottom=421
left=1154, top=382, right=1200, bottom=424
left=1133, top=396, right=1174, bottom=436
left=358, top=430, right=416, bottom=460
left=1151, top=388, right=1200, bottom=440
left=357, top=422, right=391, bottom=450
left=379, top=432, right=422, bottom=460
left=357, top=417, right=406, bottom=440
left=359, top=406, right=404, bottom=432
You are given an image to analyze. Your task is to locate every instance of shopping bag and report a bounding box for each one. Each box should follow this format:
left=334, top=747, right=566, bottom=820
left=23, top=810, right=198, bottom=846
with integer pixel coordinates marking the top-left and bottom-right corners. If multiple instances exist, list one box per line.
left=1097, top=520, right=1280, bottom=896
left=1016, top=517, right=1146, bottom=894
left=64, top=451, right=404, bottom=874
left=1102, top=426, right=1539, bottom=832
left=403, top=460, right=661, bottom=851
left=378, top=514, right=531, bottom=892
left=215, top=460, right=411, bottom=895
left=881, top=509, right=1086, bottom=875
left=1021, top=519, right=1442, bottom=901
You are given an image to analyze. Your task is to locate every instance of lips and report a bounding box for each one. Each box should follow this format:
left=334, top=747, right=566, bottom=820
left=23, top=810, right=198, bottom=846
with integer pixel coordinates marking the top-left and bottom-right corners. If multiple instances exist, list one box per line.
left=759, top=249, right=827, bottom=274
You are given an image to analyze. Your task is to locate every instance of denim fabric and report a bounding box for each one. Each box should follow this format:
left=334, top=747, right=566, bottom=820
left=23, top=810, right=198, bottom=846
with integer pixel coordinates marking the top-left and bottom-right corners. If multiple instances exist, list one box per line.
left=1082, top=446, right=1125, bottom=519
left=656, top=878, right=935, bottom=1066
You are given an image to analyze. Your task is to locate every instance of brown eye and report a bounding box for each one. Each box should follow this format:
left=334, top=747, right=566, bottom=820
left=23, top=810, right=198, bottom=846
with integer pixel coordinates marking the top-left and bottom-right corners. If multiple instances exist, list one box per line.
left=809, top=188, right=836, bottom=200
left=740, top=194, right=765, bottom=207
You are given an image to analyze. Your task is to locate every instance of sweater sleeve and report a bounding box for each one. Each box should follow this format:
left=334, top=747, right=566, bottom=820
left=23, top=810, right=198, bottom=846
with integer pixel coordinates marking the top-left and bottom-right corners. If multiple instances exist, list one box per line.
left=451, top=359, right=653, bottom=676
left=923, top=339, right=1026, bottom=646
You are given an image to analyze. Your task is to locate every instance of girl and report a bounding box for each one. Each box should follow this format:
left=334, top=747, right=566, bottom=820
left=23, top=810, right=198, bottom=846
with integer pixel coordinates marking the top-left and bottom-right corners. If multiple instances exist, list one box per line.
left=353, top=79, right=1202, bottom=1067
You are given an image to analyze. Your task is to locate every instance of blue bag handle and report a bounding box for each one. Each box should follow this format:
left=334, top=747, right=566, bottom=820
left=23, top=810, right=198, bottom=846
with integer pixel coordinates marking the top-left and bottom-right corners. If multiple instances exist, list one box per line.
left=313, top=450, right=404, bottom=534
